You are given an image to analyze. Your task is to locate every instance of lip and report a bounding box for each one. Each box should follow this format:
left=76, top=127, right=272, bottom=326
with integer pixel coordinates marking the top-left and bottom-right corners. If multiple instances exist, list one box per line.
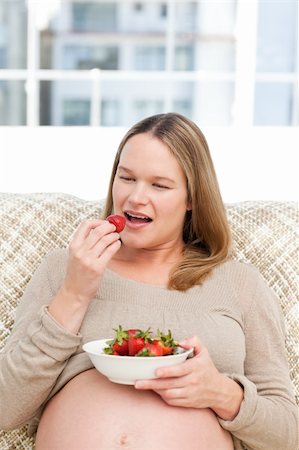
left=125, top=218, right=153, bottom=230
left=123, top=211, right=153, bottom=230
left=124, top=210, right=152, bottom=220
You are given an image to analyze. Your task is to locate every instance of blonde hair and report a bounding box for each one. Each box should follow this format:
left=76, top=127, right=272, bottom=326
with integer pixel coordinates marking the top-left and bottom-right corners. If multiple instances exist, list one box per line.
left=102, top=112, right=232, bottom=291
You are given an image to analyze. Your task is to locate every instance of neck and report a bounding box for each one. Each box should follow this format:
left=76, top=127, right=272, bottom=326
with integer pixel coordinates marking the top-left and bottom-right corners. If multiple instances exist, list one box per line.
left=116, top=242, right=185, bottom=267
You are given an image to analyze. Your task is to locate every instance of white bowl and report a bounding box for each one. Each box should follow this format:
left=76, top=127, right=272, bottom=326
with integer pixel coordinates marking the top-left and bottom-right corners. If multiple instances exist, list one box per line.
left=83, top=339, right=193, bottom=385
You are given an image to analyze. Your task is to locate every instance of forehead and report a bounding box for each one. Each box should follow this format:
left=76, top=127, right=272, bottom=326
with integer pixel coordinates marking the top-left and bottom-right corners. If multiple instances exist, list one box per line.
left=119, top=133, right=182, bottom=171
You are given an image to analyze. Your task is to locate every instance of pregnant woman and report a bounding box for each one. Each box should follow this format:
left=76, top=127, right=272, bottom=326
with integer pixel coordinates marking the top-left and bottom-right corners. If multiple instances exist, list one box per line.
left=1, top=113, right=297, bottom=450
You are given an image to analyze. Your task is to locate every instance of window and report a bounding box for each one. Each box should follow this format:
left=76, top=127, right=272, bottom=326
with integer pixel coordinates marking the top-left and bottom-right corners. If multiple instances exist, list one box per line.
left=0, top=80, right=26, bottom=125
left=63, top=99, right=90, bottom=125
left=173, top=99, right=192, bottom=118
left=134, top=3, right=144, bottom=12
left=254, top=0, right=298, bottom=125
left=134, top=46, right=165, bottom=71
left=101, top=99, right=121, bottom=126
left=72, top=3, right=117, bottom=32
left=0, top=0, right=297, bottom=126
left=160, top=3, right=167, bottom=18
left=133, top=100, right=164, bottom=123
left=256, top=1, right=296, bottom=72
left=63, top=46, right=119, bottom=70
left=174, top=46, right=194, bottom=71
left=0, top=0, right=27, bottom=69
left=0, top=48, right=7, bottom=68
left=254, top=83, right=294, bottom=126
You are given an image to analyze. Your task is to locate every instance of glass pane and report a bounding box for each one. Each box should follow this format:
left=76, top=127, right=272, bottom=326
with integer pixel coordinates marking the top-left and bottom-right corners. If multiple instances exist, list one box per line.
left=121, top=2, right=168, bottom=33
left=100, top=80, right=194, bottom=126
left=174, top=45, right=194, bottom=71
left=134, top=46, right=166, bottom=70
left=254, top=82, right=294, bottom=126
left=0, top=81, right=26, bottom=125
left=40, top=81, right=91, bottom=125
left=194, top=81, right=235, bottom=126
left=39, top=1, right=167, bottom=70
left=174, top=1, right=236, bottom=72
left=0, top=0, right=27, bottom=69
left=101, top=99, right=122, bottom=126
left=256, top=0, right=298, bottom=72
left=39, top=78, right=235, bottom=127
left=72, top=3, right=117, bottom=32
left=62, top=45, right=119, bottom=70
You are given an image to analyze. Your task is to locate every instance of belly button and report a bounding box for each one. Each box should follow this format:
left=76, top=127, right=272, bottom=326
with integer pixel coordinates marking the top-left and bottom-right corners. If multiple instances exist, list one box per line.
left=118, top=432, right=128, bottom=446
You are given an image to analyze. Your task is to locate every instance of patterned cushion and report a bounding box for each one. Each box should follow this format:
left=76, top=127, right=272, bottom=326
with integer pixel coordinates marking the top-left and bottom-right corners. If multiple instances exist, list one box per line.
left=0, top=193, right=298, bottom=449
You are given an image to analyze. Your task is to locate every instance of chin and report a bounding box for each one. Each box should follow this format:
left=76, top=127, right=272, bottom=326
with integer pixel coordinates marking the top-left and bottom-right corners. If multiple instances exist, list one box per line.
left=121, top=235, right=153, bottom=249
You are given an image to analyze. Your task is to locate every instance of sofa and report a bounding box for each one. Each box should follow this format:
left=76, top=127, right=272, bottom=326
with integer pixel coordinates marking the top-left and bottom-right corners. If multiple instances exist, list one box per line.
left=0, top=192, right=298, bottom=450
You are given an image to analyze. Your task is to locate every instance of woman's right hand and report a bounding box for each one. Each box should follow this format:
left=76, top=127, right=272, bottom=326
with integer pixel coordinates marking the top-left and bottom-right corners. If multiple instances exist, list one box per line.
left=63, top=219, right=122, bottom=302
left=48, top=219, right=121, bottom=333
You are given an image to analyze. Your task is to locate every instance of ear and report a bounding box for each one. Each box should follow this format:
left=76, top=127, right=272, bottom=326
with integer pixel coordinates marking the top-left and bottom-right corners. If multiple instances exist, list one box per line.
left=186, top=202, right=192, bottom=211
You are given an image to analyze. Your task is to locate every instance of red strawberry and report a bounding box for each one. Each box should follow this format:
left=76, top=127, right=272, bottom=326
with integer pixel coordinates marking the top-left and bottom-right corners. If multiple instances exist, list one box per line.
left=112, top=340, right=128, bottom=355
left=152, top=329, right=178, bottom=355
left=103, top=325, right=128, bottom=355
left=111, top=325, right=129, bottom=355
left=137, top=342, right=163, bottom=357
left=128, top=328, right=152, bottom=356
left=106, top=215, right=126, bottom=233
left=127, top=328, right=140, bottom=337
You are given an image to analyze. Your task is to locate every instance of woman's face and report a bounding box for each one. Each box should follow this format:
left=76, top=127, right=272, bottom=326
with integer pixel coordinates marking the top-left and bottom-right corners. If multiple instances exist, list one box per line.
left=112, top=133, right=190, bottom=251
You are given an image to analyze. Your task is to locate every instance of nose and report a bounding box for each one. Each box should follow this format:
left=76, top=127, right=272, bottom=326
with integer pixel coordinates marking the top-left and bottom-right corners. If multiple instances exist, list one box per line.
left=128, top=182, right=149, bottom=206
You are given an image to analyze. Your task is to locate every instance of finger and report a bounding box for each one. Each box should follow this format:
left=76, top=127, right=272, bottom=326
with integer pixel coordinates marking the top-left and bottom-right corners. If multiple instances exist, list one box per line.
left=155, top=387, right=186, bottom=400
left=83, top=222, right=118, bottom=251
left=135, top=375, right=187, bottom=391
left=158, top=396, right=189, bottom=407
left=154, top=351, right=205, bottom=379
left=71, top=219, right=105, bottom=245
left=94, top=239, right=122, bottom=267
left=154, top=360, right=194, bottom=379
left=178, top=335, right=202, bottom=356
left=90, top=232, right=121, bottom=257
left=154, top=388, right=190, bottom=407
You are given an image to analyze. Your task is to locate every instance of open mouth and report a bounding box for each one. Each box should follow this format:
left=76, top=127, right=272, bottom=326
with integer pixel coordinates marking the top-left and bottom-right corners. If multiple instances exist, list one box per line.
left=124, top=212, right=153, bottom=224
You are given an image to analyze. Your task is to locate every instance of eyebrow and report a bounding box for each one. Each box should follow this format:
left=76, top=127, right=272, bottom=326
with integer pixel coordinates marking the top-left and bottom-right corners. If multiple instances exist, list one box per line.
left=117, top=165, right=176, bottom=184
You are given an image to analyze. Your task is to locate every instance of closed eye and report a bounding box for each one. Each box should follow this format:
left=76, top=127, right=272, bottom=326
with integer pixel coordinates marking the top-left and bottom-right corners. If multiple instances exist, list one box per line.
left=119, top=175, right=134, bottom=182
left=153, top=183, right=170, bottom=189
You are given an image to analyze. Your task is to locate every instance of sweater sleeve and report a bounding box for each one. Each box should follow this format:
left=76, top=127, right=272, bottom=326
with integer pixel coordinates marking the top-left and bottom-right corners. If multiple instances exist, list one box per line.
left=0, top=251, right=82, bottom=431
left=218, top=270, right=298, bottom=450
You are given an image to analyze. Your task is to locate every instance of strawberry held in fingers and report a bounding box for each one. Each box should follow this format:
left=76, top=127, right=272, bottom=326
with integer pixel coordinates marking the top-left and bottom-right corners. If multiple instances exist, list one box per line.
left=106, top=215, right=126, bottom=233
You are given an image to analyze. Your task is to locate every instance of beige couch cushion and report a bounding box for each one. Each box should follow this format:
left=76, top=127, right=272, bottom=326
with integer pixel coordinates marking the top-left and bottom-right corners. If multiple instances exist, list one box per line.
left=0, top=193, right=298, bottom=449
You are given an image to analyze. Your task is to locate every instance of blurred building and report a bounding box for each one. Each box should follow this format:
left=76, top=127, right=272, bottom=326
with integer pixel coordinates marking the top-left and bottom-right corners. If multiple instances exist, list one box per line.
left=0, top=0, right=297, bottom=126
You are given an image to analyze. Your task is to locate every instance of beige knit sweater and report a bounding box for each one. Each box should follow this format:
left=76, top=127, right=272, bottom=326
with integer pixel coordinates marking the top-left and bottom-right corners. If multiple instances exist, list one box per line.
left=0, top=248, right=297, bottom=450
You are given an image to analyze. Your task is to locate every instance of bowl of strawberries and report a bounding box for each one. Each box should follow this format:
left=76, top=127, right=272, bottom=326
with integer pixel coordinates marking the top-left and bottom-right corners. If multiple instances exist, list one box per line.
left=83, top=326, right=193, bottom=385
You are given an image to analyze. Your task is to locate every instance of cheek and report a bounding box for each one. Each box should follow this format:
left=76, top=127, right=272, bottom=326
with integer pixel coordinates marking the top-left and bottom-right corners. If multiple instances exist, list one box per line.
left=160, top=193, right=188, bottom=214
left=112, top=181, right=124, bottom=205
left=158, top=196, right=188, bottom=227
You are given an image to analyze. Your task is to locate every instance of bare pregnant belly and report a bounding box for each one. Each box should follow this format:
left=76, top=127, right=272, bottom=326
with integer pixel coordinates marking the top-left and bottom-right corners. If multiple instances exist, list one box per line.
left=35, top=369, right=233, bottom=450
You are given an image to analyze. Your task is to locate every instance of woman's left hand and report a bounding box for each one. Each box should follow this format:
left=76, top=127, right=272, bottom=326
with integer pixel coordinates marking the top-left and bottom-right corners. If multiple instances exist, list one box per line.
left=134, top=336, right=243, bottom=419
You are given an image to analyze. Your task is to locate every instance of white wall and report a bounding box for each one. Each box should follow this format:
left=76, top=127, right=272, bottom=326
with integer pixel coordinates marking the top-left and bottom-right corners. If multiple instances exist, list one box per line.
left=0, top=126, right=298, bottom=203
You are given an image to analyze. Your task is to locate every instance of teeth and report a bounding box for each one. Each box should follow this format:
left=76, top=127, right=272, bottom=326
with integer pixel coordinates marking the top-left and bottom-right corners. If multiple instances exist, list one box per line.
left=127, top=212, right=149, bottom=220
left=125, top=212, right=152, bottom=222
